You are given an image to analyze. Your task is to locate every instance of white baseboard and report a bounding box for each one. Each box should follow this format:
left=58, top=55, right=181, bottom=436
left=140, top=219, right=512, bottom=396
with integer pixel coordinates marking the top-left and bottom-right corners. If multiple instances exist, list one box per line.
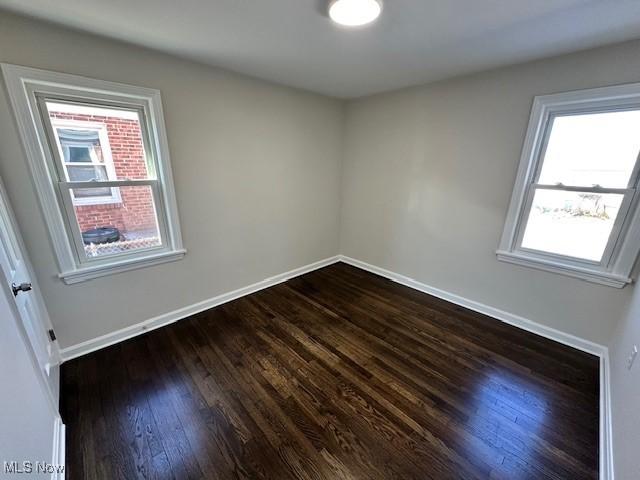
left=601, top=352, right=615, bottom=480
left=338, top=254, right=613, bottom=480
left=51, top=416, right=65, bottom=480
left=59, top=255, right=341, bottom=361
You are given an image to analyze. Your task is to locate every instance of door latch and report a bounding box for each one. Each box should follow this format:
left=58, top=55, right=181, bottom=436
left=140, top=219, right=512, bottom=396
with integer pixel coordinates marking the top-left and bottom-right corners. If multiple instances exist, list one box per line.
left=11, top=282, right=32, bottom=296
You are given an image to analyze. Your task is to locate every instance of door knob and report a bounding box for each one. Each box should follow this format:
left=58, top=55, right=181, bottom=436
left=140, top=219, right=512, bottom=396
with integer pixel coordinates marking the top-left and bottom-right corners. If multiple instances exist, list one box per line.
left=11, top=282, right=32, bottom=296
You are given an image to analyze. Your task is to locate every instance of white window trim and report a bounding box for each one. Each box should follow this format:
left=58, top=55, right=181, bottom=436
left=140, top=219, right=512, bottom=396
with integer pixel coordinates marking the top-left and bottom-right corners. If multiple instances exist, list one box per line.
left=497, top=83, right=640, bottom=288
left=50, top=119, right=122, bottom=206
left=1, top=63, right=185, bottom=284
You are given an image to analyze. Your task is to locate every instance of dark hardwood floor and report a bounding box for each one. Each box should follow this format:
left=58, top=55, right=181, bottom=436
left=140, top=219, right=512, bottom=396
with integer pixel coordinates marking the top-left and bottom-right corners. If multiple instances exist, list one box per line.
left=61, top=262, right=600, bottom=480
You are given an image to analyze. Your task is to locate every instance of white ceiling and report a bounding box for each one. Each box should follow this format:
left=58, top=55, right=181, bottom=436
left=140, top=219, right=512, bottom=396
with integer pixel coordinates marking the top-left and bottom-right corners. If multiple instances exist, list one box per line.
left=2, top=0, right=640, bottom=98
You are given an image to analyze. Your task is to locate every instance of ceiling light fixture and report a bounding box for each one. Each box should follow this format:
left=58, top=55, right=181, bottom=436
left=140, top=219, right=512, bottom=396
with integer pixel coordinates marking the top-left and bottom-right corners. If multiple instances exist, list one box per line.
left=328, top=0, right=382, bottom=27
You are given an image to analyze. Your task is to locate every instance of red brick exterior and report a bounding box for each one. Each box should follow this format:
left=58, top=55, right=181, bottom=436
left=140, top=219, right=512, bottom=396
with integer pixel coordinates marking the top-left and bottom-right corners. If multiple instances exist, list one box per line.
left=49, top=111, right=157, bottom=236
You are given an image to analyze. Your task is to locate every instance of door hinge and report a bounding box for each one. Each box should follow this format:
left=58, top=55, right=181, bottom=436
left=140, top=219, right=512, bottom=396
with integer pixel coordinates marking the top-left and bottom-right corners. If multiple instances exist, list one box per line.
left=48, top=329, right=57, bottom=342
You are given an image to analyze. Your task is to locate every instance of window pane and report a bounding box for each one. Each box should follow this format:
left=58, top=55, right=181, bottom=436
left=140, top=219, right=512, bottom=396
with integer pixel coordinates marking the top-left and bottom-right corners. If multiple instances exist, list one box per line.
left=46, top=101, right=154, bottom=181
left=67, top=165, right=112, bottom=199
left=521, top=189, right=623, bottom=261
left=71, top=185, right=162, bottom=258
left=67, top=146, right=93, bottom=163
left=67, top=165, right=108, bottom=182
left=60, top=132, right=103, bottom=165
left=538, top=110, right=640, bottom=188
left=74, top=187, right=113, bottom=199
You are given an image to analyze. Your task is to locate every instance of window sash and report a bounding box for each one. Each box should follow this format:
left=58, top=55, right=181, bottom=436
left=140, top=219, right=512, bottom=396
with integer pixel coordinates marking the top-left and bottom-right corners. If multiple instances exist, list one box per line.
left=513, top=182, right=637, bottom=268
left=529, top=183, right=633, bottom=194
left=37, top=95, right=171, bottom=267
left=531, top=111, right=640, bottom=190
left=56, top=178, right=170, bottom=265
left=37, top=94, right=159, bottom=180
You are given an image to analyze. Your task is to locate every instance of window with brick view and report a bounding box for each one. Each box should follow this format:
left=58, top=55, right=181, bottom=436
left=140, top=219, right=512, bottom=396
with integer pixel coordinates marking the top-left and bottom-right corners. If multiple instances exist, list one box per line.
left=2, top=64, right=184, bottom=283
left=46, top=102, right=162, bottom=259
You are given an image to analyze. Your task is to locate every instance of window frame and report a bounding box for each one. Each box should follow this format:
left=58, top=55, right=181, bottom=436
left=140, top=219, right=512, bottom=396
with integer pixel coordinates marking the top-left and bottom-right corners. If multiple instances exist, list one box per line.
left=1, top=63, right=185, bottom=284
left=37, top=94, right=170, bottom=267
left=49, top=118, right=122, bottom=206
left=497, top=83, right=640, bottom=288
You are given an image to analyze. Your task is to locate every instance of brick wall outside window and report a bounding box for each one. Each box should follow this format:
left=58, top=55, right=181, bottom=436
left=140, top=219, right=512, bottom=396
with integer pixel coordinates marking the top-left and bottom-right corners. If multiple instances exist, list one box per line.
left=50, top=111, right=157, bottom=238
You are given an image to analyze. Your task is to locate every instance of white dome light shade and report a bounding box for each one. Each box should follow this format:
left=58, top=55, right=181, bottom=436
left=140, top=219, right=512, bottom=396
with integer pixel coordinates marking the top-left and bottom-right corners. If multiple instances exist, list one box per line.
left=328, top=0, right=382, bottom=27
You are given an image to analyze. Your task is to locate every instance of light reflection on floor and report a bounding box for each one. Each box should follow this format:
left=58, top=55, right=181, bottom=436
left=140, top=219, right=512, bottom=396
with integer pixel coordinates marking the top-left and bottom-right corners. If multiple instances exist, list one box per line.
left=464, top=369, right=549, bottom=479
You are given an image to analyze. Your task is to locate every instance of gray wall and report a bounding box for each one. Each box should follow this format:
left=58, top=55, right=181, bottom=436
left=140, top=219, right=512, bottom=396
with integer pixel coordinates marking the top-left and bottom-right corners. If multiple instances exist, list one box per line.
left=609, top=291, right=640, bottom=480
left=0, top=12, right=344, bottom=348
left=340, top=39, right=640, bottom=345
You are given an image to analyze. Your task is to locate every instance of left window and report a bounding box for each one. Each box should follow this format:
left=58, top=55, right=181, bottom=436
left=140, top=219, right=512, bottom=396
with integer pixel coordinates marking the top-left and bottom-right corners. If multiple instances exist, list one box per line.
left=2, top=64, right=185, bottom=284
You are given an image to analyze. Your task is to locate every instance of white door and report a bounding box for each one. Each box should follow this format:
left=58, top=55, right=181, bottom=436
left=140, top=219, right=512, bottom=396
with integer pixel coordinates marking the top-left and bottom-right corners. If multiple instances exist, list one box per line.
left=0, top=280, right=65, bottom=479
left=0, top=178, right=59, bottom=405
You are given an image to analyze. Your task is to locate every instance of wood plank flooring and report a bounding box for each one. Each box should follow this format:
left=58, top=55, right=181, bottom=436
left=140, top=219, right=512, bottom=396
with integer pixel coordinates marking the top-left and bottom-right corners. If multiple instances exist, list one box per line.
left=60, top=262, right=600, bottom=479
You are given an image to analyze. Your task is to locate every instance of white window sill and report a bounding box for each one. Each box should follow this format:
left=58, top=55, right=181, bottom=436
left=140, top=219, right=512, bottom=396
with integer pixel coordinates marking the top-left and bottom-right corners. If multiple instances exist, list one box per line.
left=59, top=249, right=186, bottom=284
left=496, top=250, right=632, bottom=288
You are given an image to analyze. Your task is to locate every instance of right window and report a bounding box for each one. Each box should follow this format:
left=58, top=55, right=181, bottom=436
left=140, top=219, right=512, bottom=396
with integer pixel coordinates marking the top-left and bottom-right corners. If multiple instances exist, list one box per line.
left=498, top=85, right=640, bottom=287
